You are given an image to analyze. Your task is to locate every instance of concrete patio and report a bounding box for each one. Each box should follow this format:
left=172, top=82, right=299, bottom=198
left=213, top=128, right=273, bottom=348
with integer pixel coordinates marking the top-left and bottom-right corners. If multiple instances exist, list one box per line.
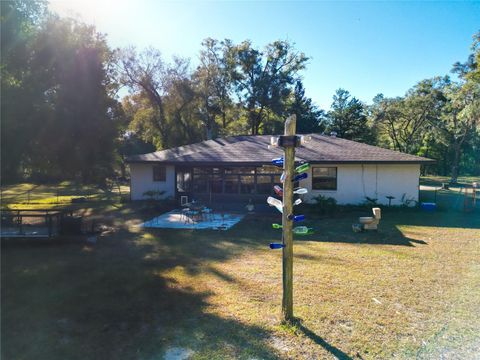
left=141, top=210, right=245, bottom=230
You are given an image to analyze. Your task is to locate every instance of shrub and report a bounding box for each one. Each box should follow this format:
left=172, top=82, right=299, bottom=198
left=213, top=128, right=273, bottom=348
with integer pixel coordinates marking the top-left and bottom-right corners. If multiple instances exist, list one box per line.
left=401, top=193, right=418, bottom=207
left=312, top=195, right=337, bottom=216
left=142, top=190, right=166, bottom=201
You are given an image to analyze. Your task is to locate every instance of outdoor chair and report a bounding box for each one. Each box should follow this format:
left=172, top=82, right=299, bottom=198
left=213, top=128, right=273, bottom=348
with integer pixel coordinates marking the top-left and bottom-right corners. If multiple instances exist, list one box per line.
left=181, top=208, right=191, bottom=223
left=202, top=207, right=214, bottom=222
left=183, top=209, right=200, bottom=224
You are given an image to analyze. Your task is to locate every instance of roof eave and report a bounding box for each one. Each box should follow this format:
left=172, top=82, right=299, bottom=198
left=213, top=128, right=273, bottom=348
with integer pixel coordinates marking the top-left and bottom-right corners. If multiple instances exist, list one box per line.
left=126, top=159, right=436, bottom=165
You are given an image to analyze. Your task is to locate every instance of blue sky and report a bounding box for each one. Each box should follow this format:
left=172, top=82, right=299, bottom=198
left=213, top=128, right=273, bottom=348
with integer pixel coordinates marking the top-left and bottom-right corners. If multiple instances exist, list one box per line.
left=49, top=1, right=479, bottom=109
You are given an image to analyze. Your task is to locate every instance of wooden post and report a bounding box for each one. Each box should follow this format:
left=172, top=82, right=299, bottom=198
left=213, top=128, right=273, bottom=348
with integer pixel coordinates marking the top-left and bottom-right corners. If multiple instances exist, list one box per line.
left=282, top=114, right=296, bottom=322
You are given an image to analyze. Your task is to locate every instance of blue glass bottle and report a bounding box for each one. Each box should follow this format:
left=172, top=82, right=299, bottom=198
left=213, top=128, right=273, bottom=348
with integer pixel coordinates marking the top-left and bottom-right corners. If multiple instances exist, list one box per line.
left=293, top=173, right=308, bottom=182
left=288, top=214, right=305, bottom=222
left=272, top=157, right=283, bottom=166
left=269, top=243, right=285, bottom=249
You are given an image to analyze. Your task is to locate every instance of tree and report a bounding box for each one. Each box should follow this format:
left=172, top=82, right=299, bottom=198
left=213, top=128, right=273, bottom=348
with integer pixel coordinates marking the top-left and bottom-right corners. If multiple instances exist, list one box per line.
left=371, top=78, right=446, bottom=153
left=119, top=47, right=170, bottom=147
left=1, top=5, right=121, bottom=183
left=288, top=80, right=325, bottom=134
left=1, top=0, right=47, bottom=182
left=28, top=16, right=121, bottom=182
left=229, top=40, right=308, bottom=134
left=440, top=32, right=480, bottom=181
left=436, top=83, right=479, bottom=182
left=326, top=89, right=374, bottom=143
left=193, top=38, right=233, bottom=139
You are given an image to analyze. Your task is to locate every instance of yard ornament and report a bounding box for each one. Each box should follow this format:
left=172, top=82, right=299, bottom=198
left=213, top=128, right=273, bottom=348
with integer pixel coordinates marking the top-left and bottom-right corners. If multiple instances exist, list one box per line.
left=288, top=214, right=305, bottom=222
left=266, top=114, right=315, bottom=323
left=293, top=187, right=308, bottom=195
left=273, top=185, right=283, bottom=197
left=272, top=224, right=314, bottom=235
left=293, top=173, right=308, bottom=182
left=272, top=157, right=284, bottom=166
left=275, top=186, right=308, bottom=196
left=266, top=196, right=283, bottom=213
left=293, top=226, right=314, bottom=235
left=295, top=163, right=310, bottom=174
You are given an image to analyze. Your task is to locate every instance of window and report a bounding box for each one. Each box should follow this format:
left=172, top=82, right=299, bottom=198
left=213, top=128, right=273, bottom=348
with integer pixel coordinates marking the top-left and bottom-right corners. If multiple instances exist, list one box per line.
left=312, top=167, right=337, bottom=190
left=153, top=165, right=166, bottom=182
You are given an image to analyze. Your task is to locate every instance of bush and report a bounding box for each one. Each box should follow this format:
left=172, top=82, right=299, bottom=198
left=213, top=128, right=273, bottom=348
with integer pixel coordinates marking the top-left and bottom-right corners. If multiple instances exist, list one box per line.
left=401, top=193, right=418, bottom=207
left=312, top=195, right=337, bottom=216
left=142, top=190, right=166, bottom=201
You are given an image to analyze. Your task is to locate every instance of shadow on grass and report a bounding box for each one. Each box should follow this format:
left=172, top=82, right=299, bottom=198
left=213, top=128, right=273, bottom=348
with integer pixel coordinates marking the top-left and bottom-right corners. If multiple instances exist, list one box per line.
left=3, top=201, right=478, bottom=358
left=294, top=319, right=353, bottom=360
left=293, top=206, right=479, bottom=247
left=1, top=220, right=281, bottom=359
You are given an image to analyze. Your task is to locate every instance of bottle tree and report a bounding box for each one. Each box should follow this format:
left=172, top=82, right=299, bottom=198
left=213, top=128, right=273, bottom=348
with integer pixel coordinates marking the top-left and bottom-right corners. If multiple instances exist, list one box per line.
left=266, top=114, right=312, bottom=323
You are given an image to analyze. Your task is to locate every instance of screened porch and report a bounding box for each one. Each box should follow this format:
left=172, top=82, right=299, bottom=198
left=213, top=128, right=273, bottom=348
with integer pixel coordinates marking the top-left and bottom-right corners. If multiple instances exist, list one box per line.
left=175, top=165, right=286, bottom=203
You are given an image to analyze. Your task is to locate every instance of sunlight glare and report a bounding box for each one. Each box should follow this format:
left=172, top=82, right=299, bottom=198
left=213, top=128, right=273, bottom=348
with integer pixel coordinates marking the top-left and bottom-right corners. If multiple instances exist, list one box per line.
left=48, top=0, right=129, bottom=28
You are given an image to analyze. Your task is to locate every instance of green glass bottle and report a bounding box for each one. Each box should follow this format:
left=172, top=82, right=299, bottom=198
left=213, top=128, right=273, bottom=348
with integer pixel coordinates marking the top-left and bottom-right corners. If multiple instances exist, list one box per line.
left=293, top=226, right=314, bottom=235
left=295, top=163, right=310, bottom=174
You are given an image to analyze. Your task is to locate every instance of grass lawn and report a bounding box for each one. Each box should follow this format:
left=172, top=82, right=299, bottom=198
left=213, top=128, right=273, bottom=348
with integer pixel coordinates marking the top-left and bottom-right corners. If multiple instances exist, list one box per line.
left=420, top=176, right=480, bottom=187
left=2, top=191, right=480, bottom=360
left=1, top=181, right=129, bottom=210
left=1, top=180, right=479, bottom=359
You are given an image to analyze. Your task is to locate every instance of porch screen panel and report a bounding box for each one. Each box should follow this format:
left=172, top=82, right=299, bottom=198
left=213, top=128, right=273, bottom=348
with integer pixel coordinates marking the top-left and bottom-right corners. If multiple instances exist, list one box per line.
left=240, top=175, right=255, bottom=194
left=256, top=175, right=272, bottom=194
left=192, top=167, right=211, bottom=193
left=256, top=165, right=282, bottom=174
left=225, top=167, right=255, bottom=174
left=224, top=175, right=239, bottom=193
left=211, top=173, right=223, bottom=193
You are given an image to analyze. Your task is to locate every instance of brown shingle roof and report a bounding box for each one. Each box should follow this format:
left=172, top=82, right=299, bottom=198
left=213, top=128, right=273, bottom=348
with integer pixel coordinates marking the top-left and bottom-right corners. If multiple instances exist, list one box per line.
left=126, top=134, right=434, bottom=165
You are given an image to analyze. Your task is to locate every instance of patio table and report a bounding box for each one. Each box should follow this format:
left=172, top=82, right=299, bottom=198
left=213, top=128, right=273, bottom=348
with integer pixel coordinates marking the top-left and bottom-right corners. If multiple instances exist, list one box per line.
left=184, top=202, right=206, bottom=222
left=186, top=202, right=204, bottom=211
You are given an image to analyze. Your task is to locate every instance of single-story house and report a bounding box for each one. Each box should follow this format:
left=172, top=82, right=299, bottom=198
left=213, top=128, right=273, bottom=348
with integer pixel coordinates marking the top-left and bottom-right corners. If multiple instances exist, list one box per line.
left=126, top=134, right=434, bottom=206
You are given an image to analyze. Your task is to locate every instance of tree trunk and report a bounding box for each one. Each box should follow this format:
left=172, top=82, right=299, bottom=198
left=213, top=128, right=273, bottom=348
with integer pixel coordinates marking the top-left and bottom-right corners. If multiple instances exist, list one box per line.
left=450, top=142, right=461, bottom=184
left=206, top=125, right=213, bottom=140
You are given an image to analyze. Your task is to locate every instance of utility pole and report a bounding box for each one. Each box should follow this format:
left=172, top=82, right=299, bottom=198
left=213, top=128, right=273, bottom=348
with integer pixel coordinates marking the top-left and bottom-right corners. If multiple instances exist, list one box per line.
left=282, top=114, right=296, bottom=322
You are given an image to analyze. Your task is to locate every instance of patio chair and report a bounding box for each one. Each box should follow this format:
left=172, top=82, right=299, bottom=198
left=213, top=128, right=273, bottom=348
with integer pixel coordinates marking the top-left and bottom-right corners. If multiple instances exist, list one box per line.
left=181, top=208, right=191, bottom=223
left=183, top=209, right=200, bottom=224
left=202, top=207, right=214, bottom=222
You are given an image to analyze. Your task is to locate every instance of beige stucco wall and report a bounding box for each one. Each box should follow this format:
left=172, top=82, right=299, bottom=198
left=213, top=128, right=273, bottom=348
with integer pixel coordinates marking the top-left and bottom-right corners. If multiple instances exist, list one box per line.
left=129, top=163, right=175, bottom=200
left=300, top=164, right=420, bottom=206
